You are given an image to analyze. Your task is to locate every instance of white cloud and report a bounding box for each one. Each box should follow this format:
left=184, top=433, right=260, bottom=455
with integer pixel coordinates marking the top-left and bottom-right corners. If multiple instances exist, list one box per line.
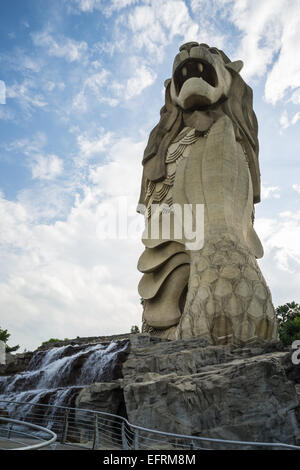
left=69, top=0, right=138, bottom=15
left=191, top=1, right=300, bottom=106
left=280, top=110, right=290, bottom=129
left=255, top=213, right=300, bottom=306
left=2, top=133, right=75, bottom=221
left=73, top=63, right=155, bottom=111
left=0, top=49, right=43, bottom=74
left=256, top=212, right=300, bottom=272
left=190, top=0, right=232, bottom=14
left=261, top=183, right=280, bottom=200
left=19, top=55, right=42, bottom=73
left=71, top=0, right=102, bottom=11
left=73, top=71, right=119, bottom=112
left=265, top=4, right=300, bottom=104
left=2, top=133, right=63, bottom=181
left=16, top=184, right=75, bottom=223
left=207, top=0, right=300, bottom=105
left=77, top=130, right=114, bottom=160
left=109, top=56, right=157, bottom=101
left=0, top=106, right=14, bottom=121
left=124, top=63, right=157, bottom=100
left=123, top=0, right=202, bottom=62
left=21, top=20, right=30, bottom=28
left=228, top=0, right=284, bottom=80
left=43, top=81, right=65, bottom=93
left=292, top=184, right=300, bottom=194
left=83, top=71, right=109, bottom=93
left=72, top=90, right=88, bottom=112
left=290, top=89, right=300, bottom=104
left=0, top=136, right=145, bottom=350
left=3, top=132, right=47, bottom=155
left=279, top=110, right=300, bottom=129
left=6, top=79, right=47, bottom=113
left=30, top=154, right=64, bottom=180
left=291, top=112, right=300, bottom=125
left=88, top=136, right=144, bottom=197
left=32, top=30, right=88, bottom=62
left=105, top=0, right=138, bottom=14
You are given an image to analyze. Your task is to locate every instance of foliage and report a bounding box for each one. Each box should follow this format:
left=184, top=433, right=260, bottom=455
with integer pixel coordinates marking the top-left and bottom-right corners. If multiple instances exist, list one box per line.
left=0, top=327, right=10, bottom=344
left=275, top=302, right=300, bottom=346
left=41, top=338, right=69, bottom=346
left=130, top=325, right=140, bottom=334
left=6, top=344, right=20, bottom=353
left=0, top=326, right=20, bottom=353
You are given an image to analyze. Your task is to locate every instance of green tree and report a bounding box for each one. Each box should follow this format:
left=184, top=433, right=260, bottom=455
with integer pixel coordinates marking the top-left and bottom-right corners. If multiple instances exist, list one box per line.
left=0, top=327, right=20, bottom=353
left=0, top=327, right=10, bottom=343
left=41, top=338, right=69, bottom=346
left=130, top=325, right=140, bottom=334
left=275, top=302, right=300, bottom=346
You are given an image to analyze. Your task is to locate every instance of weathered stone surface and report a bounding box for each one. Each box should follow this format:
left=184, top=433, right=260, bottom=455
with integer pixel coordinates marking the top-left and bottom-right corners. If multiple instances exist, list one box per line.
left=124, top=357, right=298, bottom=446
left=121, top=335, right=300, bottom=446
left=215, top=278, right=233, bottom=297
left=75, top=381, right=127, bottom=446
left=235, top=279, right=252, bottom=297
left=201, top=268, right=218, bottom=284
left=76, top=381, right=125, bottom=416
left=123, top=335, right=286, bottom=383
left=220, top=265, right=240, bottom=279
left=0, top=351, right=34, bottom=376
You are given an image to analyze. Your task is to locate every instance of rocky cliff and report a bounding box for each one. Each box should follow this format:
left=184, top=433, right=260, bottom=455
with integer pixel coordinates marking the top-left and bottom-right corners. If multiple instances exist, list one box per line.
left=76, top=334, right=300, bottom=447
left=3, top=333, right=299, bottom=447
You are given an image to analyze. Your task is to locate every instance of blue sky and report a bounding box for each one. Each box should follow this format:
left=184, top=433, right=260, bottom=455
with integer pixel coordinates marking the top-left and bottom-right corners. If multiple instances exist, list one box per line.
left=0, top=0, right=300, bottom=351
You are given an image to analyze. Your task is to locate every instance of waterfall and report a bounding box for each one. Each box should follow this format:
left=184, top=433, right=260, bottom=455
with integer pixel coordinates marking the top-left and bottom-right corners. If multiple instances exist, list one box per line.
left=0, top=340, right=130, bottom=427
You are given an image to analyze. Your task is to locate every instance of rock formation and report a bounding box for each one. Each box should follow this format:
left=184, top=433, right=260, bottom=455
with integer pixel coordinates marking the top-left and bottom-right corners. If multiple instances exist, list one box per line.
left=1, top=334, right=299, bottom=447
left=137, top=42, right=278, bottom=343
left=123, top=335, right=300, bottom=446
left=76, top=334, right=300, bottom=447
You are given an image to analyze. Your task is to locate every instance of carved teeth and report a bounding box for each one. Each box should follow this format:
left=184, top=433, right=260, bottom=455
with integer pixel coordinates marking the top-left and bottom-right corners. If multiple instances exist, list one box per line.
left=198, top=63, right=203, bottom=73
left=182, top=67, right=187, bottom=77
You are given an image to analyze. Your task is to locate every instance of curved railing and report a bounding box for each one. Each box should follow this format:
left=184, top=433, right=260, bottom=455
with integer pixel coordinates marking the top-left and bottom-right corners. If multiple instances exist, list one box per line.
left=0, top=416, right=57, bottom=450
left=0, top=399, right=299, bottom=450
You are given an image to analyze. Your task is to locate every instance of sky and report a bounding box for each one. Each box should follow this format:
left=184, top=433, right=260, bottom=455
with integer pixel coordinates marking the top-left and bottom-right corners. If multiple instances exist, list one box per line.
left=0, top=0, right=300, bottom=351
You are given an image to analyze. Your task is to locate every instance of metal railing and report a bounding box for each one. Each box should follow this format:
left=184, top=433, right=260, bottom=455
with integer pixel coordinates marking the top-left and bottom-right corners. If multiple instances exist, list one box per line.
left=0, top=399, right=299, bottom=450
left=0, top=417, right=57, bottom=450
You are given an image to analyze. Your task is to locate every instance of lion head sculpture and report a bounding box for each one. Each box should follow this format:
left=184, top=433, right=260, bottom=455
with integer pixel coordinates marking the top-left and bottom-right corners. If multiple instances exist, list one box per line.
left=138, top=42, right=261, bottom=213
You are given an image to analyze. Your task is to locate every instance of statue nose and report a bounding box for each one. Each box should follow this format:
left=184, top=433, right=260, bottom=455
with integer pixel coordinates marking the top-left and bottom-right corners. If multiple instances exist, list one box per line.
left=179, top=42, right=199, bottom=54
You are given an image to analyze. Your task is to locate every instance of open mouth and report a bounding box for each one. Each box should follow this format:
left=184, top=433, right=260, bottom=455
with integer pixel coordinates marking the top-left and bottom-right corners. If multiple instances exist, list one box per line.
left=174, top=59, right=218, bottom=94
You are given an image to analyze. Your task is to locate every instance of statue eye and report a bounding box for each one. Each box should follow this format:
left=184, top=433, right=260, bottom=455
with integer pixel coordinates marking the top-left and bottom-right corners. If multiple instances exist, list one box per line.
left=209, top=48, right=219, bottom=55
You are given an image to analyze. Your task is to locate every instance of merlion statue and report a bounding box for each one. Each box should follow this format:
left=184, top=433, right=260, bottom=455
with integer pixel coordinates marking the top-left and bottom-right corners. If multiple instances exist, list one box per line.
left=137, top=42, right=278, bottom=344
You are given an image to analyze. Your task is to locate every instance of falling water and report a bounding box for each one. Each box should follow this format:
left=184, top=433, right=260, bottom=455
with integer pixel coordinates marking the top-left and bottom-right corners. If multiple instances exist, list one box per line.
left=0, top=340, right=130, bottom=427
